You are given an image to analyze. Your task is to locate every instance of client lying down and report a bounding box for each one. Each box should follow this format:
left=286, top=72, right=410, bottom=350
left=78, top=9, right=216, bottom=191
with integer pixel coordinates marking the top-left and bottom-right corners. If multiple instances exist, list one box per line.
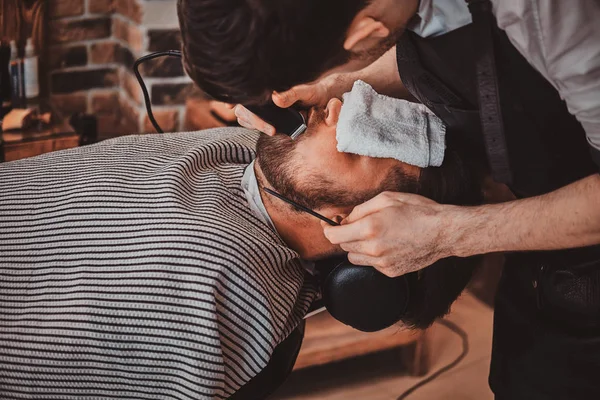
left=0, top=97, right=483, bottom=399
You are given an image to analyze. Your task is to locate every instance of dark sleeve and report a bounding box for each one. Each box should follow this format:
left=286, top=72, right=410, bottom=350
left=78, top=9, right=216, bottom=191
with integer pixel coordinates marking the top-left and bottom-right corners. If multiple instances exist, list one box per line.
left=591, top=144, right=600, bottom=172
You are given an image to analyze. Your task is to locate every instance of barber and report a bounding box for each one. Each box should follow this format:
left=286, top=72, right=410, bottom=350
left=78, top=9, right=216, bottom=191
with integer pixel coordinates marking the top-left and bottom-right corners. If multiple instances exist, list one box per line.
left=178, top=0, right=600, bottom=398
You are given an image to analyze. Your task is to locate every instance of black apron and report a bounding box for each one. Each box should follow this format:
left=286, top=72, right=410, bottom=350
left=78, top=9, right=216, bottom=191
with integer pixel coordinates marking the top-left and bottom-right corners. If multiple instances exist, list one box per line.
left=396, top=4, right=600, bottom=399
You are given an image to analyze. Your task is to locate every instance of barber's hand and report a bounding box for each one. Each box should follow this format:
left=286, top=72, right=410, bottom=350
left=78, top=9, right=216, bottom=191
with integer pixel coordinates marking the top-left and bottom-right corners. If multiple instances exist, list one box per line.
left=232, top=74, right=351, bottom=135
left=323, top=192, right=456, bottom=278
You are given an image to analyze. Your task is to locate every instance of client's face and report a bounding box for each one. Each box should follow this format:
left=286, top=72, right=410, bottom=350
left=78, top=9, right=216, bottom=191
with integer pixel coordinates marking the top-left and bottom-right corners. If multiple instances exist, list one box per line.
left=297, top=99, right=421, bottom=194
left=256, top=100, right=485, bottom=330
left=257, top=99, right=420, bottom=212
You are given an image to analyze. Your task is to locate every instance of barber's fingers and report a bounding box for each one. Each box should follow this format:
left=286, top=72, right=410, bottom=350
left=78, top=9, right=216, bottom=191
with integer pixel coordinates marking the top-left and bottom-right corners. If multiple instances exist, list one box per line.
left=348, top=252, right=406, bottom=278
left=237, top=118, right=256, bottom=131
left=273, top=88, right=301, bottom=108
left=348, top=251, right=411, bottom=278
left=339, top=240, right=387, bottom=258
left=234, top=105, right=276, bottom=136
left=273, top=83, right=327, bottom=109
left=323, top=217, right=376, bottom=245
left=342, top=193, right=399, bottom=225
left=346, top=253, right=383, bottom=270
left=344, top=192, right=434, bottom=224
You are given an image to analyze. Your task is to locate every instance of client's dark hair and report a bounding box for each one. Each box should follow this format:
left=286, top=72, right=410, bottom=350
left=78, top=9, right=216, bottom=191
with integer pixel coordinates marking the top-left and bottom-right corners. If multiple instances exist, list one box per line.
left=257, top=133, right=485, bottom=329
left=177, top=0, right=370, bottom=104
left=403, top=148, right=483, bottom=329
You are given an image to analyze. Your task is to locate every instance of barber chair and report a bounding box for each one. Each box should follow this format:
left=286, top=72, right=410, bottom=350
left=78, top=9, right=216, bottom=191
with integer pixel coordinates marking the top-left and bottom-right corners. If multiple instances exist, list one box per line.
left=231, top=255, right=411, bottom=398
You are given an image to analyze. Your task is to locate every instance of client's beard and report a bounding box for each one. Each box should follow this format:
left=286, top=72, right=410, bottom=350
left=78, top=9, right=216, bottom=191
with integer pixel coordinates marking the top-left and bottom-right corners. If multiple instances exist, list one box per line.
left=417, top=145, right=484, bottom=207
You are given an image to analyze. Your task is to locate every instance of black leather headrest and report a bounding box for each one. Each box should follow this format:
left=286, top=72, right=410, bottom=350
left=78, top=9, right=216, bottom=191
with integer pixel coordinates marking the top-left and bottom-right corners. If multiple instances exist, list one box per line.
left=319, top=259, right=410, bottom=332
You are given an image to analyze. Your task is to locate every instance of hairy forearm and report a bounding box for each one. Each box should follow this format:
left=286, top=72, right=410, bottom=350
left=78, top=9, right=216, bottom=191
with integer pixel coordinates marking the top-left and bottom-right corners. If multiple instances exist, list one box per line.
left=448, top=174, right=600, bottom=257
left=322, top=46, right=411, bottom=104
left=347, top=46, right=411, bottom=99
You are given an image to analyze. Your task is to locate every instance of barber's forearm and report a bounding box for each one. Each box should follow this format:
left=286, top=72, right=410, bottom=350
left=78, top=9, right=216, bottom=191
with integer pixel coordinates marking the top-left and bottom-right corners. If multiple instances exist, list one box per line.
left=448, top=174, right=600, bottom=257
left=353, top=46, right=411, bottom=99
left=325, top=47, right=409, bottom=102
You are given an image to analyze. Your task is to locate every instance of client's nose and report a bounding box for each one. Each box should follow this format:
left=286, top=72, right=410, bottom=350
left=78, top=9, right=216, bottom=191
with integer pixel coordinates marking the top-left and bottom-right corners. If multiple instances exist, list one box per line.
left=325, top=98, right=343, bottom=127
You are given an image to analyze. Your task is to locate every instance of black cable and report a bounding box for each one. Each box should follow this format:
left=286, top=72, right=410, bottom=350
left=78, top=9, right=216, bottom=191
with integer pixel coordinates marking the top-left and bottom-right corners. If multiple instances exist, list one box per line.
left=397, top=318, right=469, bottom=400
left=133, top=50, right=182, bottom=134
left=262, top=187, right=339, bottom=226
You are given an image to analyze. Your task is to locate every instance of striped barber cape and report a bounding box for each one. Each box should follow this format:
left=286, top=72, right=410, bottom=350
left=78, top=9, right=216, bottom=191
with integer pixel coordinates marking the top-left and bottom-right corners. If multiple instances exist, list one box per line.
left=0, top=128, right=317, bottom=399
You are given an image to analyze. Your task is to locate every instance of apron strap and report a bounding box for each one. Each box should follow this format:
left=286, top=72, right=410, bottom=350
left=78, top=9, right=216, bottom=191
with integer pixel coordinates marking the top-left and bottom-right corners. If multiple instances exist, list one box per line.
left=396, top=34, right=466, bottom=108
left=467, top=0, right=513, bottom=184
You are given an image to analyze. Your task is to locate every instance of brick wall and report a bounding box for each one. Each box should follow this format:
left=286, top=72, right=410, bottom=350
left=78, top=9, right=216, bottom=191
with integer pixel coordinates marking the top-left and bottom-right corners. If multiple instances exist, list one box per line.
left=48, top=0, right=212, bottom=139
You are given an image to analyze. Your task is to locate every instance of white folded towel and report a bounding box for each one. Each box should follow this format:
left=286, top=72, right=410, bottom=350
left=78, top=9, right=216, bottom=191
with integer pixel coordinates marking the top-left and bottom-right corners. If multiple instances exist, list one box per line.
left=336, top=80, right=447, bottom=168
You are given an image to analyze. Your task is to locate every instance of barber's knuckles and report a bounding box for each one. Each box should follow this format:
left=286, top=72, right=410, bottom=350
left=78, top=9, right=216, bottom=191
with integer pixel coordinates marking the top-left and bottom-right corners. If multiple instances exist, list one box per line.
left=273, top=88, right=300, bottom=107
left=274, top=75, right=343, bottom=108
left=339, top=238, right=385, bottom=258
left=344, top=234, right=442, bottom=277
left=360, top=218, right=381, bottom=240
left=326, top=210, right=392, bottom=245
left=347, top=192, right=402, bottom=222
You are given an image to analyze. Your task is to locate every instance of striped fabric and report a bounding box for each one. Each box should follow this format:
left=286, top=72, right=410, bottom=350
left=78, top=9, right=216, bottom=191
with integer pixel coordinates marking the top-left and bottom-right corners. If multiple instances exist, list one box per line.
left=0, top=128, right=317, bottom=400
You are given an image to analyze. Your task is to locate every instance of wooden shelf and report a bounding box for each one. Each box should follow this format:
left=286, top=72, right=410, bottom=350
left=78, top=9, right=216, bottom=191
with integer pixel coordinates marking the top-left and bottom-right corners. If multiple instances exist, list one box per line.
left=295, top=311, right=428, bottom=375
left=2, top=120, right=79, bottom=162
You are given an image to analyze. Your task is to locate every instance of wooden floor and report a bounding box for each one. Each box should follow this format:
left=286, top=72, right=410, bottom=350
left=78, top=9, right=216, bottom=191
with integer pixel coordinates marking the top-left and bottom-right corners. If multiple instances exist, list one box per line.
left=295, top=310, right=425, bottom=373
left=270, top=292, right=494, bottom=400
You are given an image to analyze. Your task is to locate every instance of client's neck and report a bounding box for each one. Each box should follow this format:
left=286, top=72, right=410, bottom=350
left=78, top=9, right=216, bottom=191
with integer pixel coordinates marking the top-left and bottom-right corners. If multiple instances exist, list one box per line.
left=254, top=163, right=334, bottom=260
left=264, top=200, right=316, bottom=257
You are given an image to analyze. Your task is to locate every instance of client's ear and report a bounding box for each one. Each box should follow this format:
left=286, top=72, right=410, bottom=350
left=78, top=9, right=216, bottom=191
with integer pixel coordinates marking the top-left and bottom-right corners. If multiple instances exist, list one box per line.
left=344, top=16, right=390, bottom=51
left=317, top=206, right=350, bottom=226
left=332, top=214, right=346, bottom=225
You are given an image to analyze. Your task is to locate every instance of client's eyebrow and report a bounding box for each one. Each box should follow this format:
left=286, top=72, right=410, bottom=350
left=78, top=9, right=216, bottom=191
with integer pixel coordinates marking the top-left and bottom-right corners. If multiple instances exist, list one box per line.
left=262, top=188, right=339, bottom=226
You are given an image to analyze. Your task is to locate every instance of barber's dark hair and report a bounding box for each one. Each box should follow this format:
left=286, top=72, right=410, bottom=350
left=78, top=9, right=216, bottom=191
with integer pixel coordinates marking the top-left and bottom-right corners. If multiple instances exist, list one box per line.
left=177, top=0, right=370, bottom=105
